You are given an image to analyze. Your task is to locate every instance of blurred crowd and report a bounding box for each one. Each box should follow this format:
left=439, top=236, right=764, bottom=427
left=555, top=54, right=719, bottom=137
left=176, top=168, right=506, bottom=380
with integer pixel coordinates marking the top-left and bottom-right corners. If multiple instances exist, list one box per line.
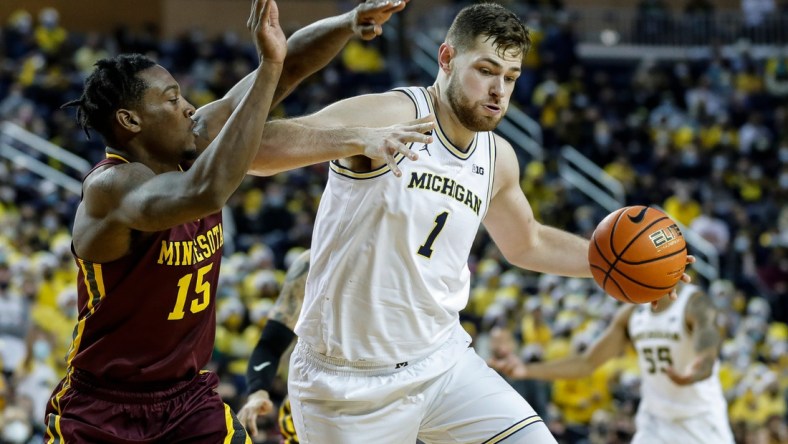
left=0, top=2, right=786, bottom=444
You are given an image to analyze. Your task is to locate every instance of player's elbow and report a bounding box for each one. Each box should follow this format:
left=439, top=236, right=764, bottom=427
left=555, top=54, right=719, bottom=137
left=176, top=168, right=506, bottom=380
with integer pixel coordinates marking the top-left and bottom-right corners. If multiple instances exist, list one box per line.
left=579, top=352, right=606, bottom=376
left=190, top=183, right=231, bottom=214
left=499, top=223, right=541, bottom=268
left=248, top=160, right=282, bottom=177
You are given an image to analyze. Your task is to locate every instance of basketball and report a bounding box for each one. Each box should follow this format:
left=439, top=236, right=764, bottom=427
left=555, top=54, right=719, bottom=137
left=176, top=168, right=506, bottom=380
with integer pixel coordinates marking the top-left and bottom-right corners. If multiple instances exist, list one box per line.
left=588, top=206, right=687, bottom=304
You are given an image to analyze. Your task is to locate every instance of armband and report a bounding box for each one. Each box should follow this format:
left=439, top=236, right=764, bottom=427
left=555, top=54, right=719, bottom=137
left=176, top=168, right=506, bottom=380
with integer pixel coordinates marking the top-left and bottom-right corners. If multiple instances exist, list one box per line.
left=246, top=319, right=296, bottom=394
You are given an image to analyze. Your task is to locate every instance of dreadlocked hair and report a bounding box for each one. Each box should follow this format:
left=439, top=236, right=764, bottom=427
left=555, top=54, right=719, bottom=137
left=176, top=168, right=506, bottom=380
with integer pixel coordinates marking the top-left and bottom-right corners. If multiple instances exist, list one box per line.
left=62, top=54, right=156, bottom=141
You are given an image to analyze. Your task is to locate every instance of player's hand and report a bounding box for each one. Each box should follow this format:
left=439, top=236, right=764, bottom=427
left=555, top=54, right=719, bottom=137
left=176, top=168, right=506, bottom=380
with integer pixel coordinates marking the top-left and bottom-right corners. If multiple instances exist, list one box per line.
left=669, top=255, right=697, bottom=299
left=653, top=255, right=696, bottom=308
left=664, top=356, right=705, bottom=386
left=361, top=115, right=434, bottom=177
left=248, top=0, right=287, bottom=64
left=237, top=390, right=274, bottom=437
left=352, top=0, right=409, bottom=40
left=487, top=353, right=528, bottom=380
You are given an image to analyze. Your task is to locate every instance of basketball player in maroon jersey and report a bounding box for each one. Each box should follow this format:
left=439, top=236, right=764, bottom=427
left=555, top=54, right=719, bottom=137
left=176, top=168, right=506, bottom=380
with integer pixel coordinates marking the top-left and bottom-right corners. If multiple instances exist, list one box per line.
left=45, top=1, right=430, bottom=442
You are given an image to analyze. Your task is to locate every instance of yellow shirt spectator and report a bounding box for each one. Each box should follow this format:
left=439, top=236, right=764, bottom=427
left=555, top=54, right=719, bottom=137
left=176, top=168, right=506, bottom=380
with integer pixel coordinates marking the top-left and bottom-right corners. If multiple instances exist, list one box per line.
left=552, top=366, right=613, bottom=426
left=663, top=195, right=701, bottom=226
left=341, top=40, right=384, bottom=73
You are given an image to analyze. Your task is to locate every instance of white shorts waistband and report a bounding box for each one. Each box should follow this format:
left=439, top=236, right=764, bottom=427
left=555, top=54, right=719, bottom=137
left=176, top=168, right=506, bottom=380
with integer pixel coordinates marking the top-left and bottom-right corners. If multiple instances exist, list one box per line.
left=293, top=340, right=429, bottom=376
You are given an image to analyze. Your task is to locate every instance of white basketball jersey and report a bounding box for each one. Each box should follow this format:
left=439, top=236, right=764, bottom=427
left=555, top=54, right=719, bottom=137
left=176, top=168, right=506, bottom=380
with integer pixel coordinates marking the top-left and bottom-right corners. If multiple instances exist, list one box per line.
left=296, top=87, right=496, bottom=364
left=628, top=285, right=727, bottom=419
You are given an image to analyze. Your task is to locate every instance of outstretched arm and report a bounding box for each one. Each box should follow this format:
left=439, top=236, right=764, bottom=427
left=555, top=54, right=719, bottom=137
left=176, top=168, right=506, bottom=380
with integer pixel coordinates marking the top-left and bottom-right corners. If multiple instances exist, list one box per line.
left=81, top=0, right=285, bottom=239
left=274, top=0, right=409, bottom=104
left=490, top=306, right=634, bottom=380
left=664, top=290, right=722, bottom=385
left=238, top=250, right=310, bottom=437
left=483, top=139, right=591, bottom=278
left=193, top=0, right=409, bottom=150
left=249, top=91, right=433, bottom=177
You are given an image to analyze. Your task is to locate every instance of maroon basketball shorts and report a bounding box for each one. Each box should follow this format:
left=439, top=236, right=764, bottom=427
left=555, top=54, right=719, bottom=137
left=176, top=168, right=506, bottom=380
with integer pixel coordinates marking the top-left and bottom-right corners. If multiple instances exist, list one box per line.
left=45, top=370, right=250, bottom=443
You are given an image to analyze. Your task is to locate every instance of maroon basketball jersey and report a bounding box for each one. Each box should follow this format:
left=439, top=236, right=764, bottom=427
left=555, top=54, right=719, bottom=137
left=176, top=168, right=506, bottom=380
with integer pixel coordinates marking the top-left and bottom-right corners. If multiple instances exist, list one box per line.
left=66, top=155, right=224, bottom=385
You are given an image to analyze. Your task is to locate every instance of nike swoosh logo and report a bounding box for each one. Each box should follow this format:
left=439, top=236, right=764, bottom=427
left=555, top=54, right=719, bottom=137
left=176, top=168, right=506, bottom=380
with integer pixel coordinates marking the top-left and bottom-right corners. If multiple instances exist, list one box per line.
left=253, top=362, right=271, bottom=372
left=627, top=207, right=649, bottom=223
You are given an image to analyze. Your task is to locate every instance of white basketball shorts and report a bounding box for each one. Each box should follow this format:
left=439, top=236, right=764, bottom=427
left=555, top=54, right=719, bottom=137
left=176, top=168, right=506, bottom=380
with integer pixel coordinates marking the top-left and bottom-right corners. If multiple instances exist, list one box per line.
left=632, top=407, right=735, bottom=444
left=287, top=325, right=556, bottom=444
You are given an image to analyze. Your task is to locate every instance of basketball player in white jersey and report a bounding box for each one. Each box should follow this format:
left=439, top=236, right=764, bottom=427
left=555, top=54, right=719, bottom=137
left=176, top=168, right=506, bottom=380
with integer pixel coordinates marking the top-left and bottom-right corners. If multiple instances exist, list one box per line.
left=256, top=4, right=595, bottom=443
left=490, top=283, right=734, bottom=444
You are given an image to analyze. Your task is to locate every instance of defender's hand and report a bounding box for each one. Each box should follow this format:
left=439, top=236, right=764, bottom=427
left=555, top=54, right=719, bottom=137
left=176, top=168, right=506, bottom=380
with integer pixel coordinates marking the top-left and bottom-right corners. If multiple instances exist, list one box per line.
left=353, top=0, right=409, bottom=40
left=361, top=115, right=434, bottom=177
left=237, top=390, right=274, bottom=437
left=248, top=0, right=287, bottom=64
left=664, top=356, right=705, bottom=386
left=488, top=353, right=528, bottom=380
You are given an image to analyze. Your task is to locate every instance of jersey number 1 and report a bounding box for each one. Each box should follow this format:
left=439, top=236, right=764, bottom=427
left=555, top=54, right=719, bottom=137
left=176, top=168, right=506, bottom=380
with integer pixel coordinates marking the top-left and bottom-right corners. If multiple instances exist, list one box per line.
left=418, top=211, right=449, bottom=258
left=168, top=263, right=213, bottom=320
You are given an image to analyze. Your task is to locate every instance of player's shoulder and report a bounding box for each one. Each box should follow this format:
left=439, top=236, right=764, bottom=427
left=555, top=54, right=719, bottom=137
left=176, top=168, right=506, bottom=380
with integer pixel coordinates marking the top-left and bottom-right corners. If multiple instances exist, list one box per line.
left=683, top=287, right=715, bottom=314
left=82, top=161, right=153, bottom=204
left=382, top=89, right=423, bottom=116
left=490, top=132, right=515, bottom=150
left=490, top=133, right=516, bottom=165
left=324, top=90, right=418, bottom=126
left=489, top=134, right=518, bottom=179
left=614, top=303, right=638, bottom=325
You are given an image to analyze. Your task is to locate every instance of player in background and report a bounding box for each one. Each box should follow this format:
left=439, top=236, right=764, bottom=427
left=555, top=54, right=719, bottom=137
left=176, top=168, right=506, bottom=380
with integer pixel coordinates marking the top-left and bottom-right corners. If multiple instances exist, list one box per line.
left=489, top=284, right=734, bottom=444
left=237, top=250, right=310, bottom=441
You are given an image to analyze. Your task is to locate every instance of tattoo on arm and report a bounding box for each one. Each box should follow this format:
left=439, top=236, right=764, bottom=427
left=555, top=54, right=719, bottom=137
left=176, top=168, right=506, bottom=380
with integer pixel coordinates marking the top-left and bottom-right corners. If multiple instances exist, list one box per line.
left=687, top=292, right=721, bottom=380
left=268, top=252, right=310, bottom=331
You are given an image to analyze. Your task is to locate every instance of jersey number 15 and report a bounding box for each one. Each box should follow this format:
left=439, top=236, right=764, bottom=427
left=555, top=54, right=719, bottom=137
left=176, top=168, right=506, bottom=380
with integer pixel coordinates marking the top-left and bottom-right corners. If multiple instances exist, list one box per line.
left=168, top=263, right=213, bottom=320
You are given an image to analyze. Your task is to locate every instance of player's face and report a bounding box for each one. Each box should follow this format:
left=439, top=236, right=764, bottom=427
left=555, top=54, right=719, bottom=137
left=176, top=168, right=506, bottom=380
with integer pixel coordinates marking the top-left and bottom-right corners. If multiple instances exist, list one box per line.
left=136, top=65, right=198, bottom=162
left=446, top=36, right=521, bottom=132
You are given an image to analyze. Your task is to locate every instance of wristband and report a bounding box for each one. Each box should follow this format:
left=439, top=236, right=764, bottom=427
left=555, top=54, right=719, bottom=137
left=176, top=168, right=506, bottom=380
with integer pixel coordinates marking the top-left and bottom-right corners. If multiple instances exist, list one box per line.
left=246, top=319, right=296, bottom=394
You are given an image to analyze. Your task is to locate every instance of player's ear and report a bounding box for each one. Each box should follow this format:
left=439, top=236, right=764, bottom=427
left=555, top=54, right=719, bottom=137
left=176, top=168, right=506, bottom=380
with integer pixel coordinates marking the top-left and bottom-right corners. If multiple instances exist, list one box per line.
left=116, top=109, right=142, bottom=134
left=438, top=43, right=455, bottom=74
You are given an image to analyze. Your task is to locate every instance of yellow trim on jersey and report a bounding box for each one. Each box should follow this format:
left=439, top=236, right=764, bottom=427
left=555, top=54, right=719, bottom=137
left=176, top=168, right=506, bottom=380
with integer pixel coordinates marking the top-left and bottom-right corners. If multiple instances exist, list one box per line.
left=417, top=87, right=478, bottom=160
left=329, top=153, right=406, bottom=180
left=223, top=403, right=252, bottom=444
left=78, top=259, right=106, bottom=311
left=483, top=415, right=543, bottom=444
left=223, top=404, right=234, bottom=444
left=52, top=260, right=104, bottom=415
left=106, top=151, right=186, bottom=172
left=45, top=413, right=64, bottom=444
left=105, top=152, right=129, bottom=163
left=66, top=320, right=86, bottom=366
left=279, top=397, right=299, bottom=443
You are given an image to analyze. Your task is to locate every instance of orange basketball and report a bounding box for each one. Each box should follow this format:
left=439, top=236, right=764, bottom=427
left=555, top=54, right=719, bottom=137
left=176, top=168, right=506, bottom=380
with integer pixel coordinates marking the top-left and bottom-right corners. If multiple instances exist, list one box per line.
left=588, top=206, right=687, bottom=304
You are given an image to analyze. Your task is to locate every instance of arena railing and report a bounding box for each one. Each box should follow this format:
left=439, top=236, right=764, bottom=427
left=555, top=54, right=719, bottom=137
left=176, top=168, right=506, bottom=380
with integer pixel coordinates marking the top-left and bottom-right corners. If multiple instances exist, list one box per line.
left=0, top=121, right=239, bottom=254
left=557, top=145, right=625, bottom=214
left=0, top=121, right=89, bottom=195
left=572, top=7, right=788, bottom=45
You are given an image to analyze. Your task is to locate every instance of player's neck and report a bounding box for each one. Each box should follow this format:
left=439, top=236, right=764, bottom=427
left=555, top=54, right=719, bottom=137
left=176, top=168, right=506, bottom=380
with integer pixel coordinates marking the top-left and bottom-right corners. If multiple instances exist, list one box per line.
left=108, top=142, right=181, bottom=174
left=428, top=85, right=476, bottom=151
